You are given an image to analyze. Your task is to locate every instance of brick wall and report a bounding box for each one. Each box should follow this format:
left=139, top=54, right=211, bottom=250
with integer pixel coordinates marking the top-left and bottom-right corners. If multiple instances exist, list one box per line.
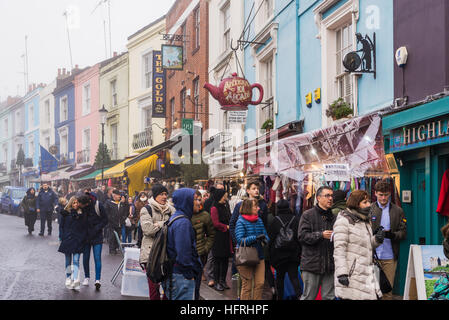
left=165, top=0, right=209, bottom=140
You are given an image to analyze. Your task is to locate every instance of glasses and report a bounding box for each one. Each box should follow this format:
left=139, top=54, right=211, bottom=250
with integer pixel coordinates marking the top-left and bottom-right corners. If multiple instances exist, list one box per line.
left=319, top=194, right=333, bottom=199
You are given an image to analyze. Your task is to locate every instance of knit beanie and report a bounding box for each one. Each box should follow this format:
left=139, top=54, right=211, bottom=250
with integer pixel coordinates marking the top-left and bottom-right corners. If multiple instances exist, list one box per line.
left=152, top=184, right=168, bottom=199
left=276, top=199, right=292, bottom=215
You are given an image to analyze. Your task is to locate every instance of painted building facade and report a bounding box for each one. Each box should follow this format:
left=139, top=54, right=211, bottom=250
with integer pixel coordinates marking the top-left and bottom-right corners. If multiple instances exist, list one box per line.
left=99, top=52, right=129, bottom=161
left=39, top=79, right=57, bottom=152
left=127, top=15, right=166, bottom=156
left=206, top=0, right=245, bottom=178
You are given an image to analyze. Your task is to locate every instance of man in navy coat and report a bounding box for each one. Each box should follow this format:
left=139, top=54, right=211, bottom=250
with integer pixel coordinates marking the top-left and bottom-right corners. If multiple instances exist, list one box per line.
left=36, top=183, right=58, bottom=236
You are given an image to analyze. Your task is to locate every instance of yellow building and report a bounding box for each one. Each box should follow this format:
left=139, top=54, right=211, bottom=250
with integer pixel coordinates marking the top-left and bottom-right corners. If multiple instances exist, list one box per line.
left=127, top=15, right=167, bottom=157
left=99, top=52, right=129, bottom=162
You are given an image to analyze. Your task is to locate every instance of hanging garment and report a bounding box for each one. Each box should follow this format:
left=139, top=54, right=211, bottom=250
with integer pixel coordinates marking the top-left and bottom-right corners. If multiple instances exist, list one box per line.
left=334, top=181, right=340, bottom=190
left=265, top=176, right=273, bottom=203
left=259, top=176, right=266, bottom=198
left=282, top=175, right=290, bottom=200
left=437, top=170, right=449, bottom=217
left=355, top=177, right=359, bottom=190
left=305, top=174, right=313, bottom=200
left=360, top=177, right=366, bottom=191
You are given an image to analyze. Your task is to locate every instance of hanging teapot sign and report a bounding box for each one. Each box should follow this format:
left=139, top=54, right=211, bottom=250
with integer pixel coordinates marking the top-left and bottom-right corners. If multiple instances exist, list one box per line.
left=204, top=73, right=264, bottom=111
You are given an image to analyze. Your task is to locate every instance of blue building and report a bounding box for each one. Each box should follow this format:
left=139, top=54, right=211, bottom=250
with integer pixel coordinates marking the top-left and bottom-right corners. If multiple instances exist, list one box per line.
left=23, top=84, right=43, bottom=188
left=53, top=68, right=84, bottom=168
left=243, top=0, right=394, bottom=136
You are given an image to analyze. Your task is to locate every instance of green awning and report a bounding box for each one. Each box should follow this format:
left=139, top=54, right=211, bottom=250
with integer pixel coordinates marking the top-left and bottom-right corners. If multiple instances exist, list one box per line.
left=73, top=168, right=112, bottom=181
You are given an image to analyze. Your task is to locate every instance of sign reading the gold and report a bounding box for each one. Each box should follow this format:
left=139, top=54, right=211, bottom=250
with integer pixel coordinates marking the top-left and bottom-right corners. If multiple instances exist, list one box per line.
left=152, top=51, right=166, bottom=118
left=390, top=115, right=449, bottom=152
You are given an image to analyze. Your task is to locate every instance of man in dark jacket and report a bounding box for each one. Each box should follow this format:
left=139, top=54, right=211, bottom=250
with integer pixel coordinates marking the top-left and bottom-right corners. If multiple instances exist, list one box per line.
left=370, top=180, right=407, bottom=300
left=36, top=183, right=58, bottom=236
left=79, top=193, right=108, bottom=289
left=162, top=188, right=202, bottom=300
left=104, top=190, right=123, bottom=255
left=298, top=186, right=336, bottom=300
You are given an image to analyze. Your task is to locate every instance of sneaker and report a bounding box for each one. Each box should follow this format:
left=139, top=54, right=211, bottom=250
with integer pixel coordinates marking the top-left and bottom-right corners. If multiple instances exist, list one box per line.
left=231, top=273, right=240, bottom=281
left=95, top=280, right=101, bottom=290
left=38, top=233, right=44, bottom=236
left=208, top=280, right=215, bottom=287
left=214, top=283, right=224, bottom=291
left=71, top=280, right=80, bottom=291
left=82, top=278, right=89, bottom=286
left=65, top=278, right=72, bottom=289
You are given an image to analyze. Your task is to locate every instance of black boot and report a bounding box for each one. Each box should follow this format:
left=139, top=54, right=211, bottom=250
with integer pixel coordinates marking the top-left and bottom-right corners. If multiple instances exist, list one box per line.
left=214, top=282, right=224, bottom=291
left=220, top=279, right=230, bottom=290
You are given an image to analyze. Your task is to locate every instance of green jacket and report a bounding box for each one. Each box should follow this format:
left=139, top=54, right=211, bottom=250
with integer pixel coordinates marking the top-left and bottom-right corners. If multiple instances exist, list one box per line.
left=331, top=200, right=347, bottom=216
left=192, top=210, right=216, bottom=257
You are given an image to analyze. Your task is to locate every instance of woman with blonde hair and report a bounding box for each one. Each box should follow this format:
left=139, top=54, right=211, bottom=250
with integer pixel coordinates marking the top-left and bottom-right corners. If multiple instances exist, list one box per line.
left=58, top=196, right=88, bottom=290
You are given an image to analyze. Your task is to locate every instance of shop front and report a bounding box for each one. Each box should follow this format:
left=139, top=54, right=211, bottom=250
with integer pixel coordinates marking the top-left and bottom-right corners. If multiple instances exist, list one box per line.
left=382, top=96, right=449, bottom=295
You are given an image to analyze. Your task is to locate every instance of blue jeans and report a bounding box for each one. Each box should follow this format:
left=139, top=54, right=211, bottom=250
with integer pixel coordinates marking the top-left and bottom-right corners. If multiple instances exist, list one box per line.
left=83, top=244, right=102, bottom=281
left=162, top=273, right=195, bottom=300
left=121, top=225, right=132, bottom=243
left=65, top=253, right=80, bottom=280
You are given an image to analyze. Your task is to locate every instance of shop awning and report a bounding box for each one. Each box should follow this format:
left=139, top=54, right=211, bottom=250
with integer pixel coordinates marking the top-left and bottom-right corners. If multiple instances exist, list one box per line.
left=73, top=168, right=112, bottom=181
left=127, top=154, right=158, bottom=196
left=39, top=166, right=72, bottom=181
left=269, top=113, right=389, bottom=180
left=95, top=158, right=135, bottom=181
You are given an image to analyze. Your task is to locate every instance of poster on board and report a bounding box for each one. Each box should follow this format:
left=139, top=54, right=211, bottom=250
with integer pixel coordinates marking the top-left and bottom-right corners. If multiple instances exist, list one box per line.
left=404, top=245, right=449, bottom=300
left=162, top=45, right=183, bottom=70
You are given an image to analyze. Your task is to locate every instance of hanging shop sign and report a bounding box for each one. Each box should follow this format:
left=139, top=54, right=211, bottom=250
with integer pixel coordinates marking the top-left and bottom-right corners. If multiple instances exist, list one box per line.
left=228, top=110, right=248, bottom=124
left=182, top=118, right=194, bottom=136
left=162, top=45, right=183, bottom=70
left=389, top=115, right=449, bottom=153
left=152, top=50, right=166, bottom=118
left=204, top=73, right=264, bottom=111
left=343, top=33, right=376, bottom=78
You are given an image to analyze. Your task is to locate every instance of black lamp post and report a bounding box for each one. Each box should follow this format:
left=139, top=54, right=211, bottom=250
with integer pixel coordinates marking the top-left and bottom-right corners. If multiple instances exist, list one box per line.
left=99, top=105, right=108, bottom=182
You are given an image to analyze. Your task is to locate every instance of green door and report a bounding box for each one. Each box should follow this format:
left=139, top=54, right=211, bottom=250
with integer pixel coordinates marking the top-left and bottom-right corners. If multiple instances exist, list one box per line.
left=397, top=159, right=426, bottom=295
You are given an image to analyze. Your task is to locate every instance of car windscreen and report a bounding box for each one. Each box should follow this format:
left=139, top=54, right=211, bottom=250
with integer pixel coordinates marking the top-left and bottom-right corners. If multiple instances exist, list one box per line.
left=11, top=190, right=26, bottom=199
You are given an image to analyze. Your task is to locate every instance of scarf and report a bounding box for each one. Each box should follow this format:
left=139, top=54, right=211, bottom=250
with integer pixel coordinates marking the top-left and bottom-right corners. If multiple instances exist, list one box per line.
left=149, top=197, right=171, bottom=215
left=242, top=214, right=259, bottom=223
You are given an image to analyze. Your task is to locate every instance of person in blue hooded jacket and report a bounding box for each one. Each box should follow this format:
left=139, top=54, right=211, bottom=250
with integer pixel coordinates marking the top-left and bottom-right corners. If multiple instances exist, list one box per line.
left=36, top=183, right=59, bottom=236
left=162, top=188, right=202, bottom=300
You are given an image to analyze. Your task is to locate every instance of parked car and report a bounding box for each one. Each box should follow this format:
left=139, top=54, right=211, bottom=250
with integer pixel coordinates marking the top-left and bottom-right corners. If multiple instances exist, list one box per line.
left=1, top=187, right=27, bottom=216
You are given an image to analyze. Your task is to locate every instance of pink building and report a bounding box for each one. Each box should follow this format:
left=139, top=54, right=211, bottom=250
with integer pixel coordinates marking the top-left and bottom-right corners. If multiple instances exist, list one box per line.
left=74, top=64, right=101, bottom=166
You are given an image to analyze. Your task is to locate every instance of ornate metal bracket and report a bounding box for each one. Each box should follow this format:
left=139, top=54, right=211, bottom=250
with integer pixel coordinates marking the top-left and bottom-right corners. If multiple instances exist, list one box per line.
left=343, top=32, right=376, bottom=79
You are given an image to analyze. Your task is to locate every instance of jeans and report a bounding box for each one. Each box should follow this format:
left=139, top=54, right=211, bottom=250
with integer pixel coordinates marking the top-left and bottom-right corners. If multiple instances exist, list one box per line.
left=162, top=273, right=195, bottom=300
left=121, top=225, right=132, bottom=243
left=40, top=211, right=52, bottom=234
left=65, top=253, right=81, bottom=280
left=83, top=244, right=102, bottom=281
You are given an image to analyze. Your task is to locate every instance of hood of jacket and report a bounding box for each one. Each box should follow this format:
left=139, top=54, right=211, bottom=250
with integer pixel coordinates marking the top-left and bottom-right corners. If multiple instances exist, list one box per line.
left=172, top=188, right=195, bottom=219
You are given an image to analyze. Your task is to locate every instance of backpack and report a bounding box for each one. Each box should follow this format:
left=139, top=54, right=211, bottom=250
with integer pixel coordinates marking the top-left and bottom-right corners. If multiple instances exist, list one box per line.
left=144, top=205, right=153, bottom=217
left=428, top=273, right=449, bottom=300
left=146, top=215, right=186, bottom=284
left=274, top=216, right=296, bottom=249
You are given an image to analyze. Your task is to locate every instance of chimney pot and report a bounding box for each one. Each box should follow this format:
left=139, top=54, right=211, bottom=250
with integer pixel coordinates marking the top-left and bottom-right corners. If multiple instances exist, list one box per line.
left=58, top=68, right=61, bottom=76
left=63, top=68, right=66, bottom=75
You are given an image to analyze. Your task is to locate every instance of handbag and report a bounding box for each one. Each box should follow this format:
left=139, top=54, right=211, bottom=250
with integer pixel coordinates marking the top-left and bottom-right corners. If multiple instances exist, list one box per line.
left=235, top=238, right=260, bottom=267
left=373, top=253, right=393, bottom=294
left=125, top=217, right=132, bottom=228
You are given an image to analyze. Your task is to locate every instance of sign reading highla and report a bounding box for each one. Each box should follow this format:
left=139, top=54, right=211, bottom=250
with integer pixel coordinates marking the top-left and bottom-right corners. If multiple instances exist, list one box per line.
left=152, top=51, right=166, bottom=118
left=390, top=115, right=449, bottom=152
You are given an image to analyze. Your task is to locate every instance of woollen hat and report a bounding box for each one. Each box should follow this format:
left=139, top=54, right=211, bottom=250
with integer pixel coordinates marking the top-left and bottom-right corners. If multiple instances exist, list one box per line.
left=276, top=199, right=292, bottom=215
left=152, top=184, right=168, bottom=199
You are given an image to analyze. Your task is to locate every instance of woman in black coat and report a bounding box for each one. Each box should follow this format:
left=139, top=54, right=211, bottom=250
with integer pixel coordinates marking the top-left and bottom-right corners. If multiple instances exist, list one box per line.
left=21, top=188, right=37, bottom=235
left=58, top=196, right=88, bottom=291
left=268, top=199, right=302, bottom=300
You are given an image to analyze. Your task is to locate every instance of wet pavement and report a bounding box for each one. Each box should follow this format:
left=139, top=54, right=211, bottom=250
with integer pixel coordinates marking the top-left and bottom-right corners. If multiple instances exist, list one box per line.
left=0, top=212, right=145, bottom=300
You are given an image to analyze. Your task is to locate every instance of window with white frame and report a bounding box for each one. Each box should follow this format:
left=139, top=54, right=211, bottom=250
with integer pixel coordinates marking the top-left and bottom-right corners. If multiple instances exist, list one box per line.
left=143, top=52, right=152, bottom=89
left=29, top=104, right=34, bottom=127
left=143, top=105, right=152, bottom=130
left=194, top=7, right=200, bottom=50
left=82, top=128, right=91, bottom=163
left=335, top=23, right=353, bottom=106
left=259, top=56, right=274, bottom=129
left=265, top=0, right=274, bottom=19
left=60, top=96, right=68, bottom=122
left=4, top=118, right=8, bottom=136
left=257, top=0, right=274, bottom=31
left=83, top=84, right=91, bottom=115
left=111, top=79, right=117, bottom=107
left=15, top=111, right=21, bottom=134
left=29, top=140, right=34, bottom=159
left=170, top=98, right=175, bottom=128
left=181, top=89, right=187, bottom=118
left=45, top=99, right=51, bottom=125
left=111, top=123, right=118, bottom=159
left=222, top=3, right=231, bottom=53
left=193, top=78, right=200, bottom=121
left=45, top=136, right=50, bottom=150
left=60, top=133, right=68, bottom=157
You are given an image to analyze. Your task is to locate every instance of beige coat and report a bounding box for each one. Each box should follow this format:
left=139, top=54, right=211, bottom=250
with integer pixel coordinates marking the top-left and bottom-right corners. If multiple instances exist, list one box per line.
left=333, top=209, right=382, bottom=300
left=139, top=197, right=175, bottom=265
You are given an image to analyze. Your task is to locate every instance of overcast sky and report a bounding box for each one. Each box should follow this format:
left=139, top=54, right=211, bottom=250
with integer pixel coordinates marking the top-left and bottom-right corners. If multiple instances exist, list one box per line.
left=0, top=0, right=175, bottom=100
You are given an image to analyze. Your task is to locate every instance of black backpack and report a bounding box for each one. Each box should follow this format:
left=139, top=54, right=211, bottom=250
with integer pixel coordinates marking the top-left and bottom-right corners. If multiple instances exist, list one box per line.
left=274, top=216, right=296, bottom=249
left=146, top=214, right=186, bottom=284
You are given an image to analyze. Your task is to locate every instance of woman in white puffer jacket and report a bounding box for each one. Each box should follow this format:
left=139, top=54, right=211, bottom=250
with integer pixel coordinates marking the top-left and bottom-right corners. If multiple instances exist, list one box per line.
left=333, top=190, right=385, bottom=300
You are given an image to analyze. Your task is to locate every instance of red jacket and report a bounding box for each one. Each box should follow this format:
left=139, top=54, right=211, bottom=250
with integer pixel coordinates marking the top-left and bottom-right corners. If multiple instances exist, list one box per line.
left=437, top=170, right=449, bottom=217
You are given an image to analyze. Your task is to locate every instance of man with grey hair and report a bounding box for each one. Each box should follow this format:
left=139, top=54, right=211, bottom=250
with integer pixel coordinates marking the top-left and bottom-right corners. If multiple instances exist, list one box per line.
left=298, top=186, right=336, bottom=300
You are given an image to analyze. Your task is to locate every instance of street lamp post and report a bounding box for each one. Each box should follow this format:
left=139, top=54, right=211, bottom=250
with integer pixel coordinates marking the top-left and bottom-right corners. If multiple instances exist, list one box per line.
left=99, top=105, right=108, bottom=183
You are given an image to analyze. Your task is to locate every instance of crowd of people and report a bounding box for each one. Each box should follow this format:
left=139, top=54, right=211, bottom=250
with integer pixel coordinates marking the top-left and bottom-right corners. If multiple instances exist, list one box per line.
left=17, top=178, right=449, bottom=301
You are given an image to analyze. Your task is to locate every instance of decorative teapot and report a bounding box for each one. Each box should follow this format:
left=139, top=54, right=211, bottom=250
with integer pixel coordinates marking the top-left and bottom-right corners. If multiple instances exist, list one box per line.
left=204, top=73, right=264, bottom=111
